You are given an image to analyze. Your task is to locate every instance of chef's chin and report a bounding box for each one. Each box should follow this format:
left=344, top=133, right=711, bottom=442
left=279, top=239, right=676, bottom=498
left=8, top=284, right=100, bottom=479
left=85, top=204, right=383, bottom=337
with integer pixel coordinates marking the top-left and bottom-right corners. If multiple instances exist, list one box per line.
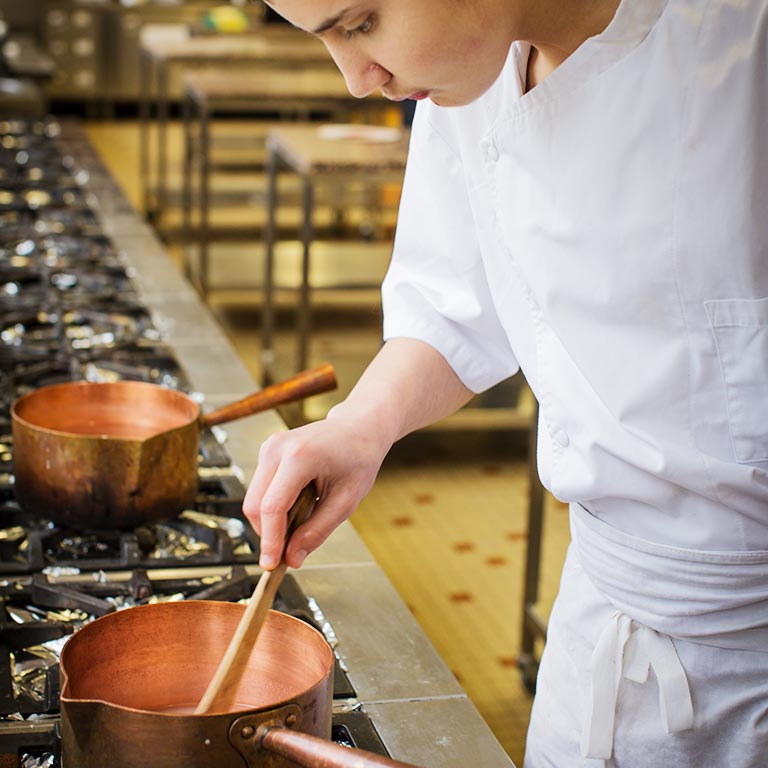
left=430, top=94, right=472, bottom=108
left=430, top=84, right=495, bottom=108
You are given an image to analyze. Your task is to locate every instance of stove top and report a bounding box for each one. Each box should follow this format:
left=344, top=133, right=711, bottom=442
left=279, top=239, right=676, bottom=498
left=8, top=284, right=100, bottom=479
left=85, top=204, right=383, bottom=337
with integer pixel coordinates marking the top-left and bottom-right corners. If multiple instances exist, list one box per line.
left=0, top=118, right=390, bottom=766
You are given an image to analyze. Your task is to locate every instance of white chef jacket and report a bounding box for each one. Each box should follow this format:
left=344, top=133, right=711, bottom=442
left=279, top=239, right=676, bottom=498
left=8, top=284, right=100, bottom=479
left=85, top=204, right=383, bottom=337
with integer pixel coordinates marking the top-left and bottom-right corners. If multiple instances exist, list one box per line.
left=381, top=0, right=768, bottom=764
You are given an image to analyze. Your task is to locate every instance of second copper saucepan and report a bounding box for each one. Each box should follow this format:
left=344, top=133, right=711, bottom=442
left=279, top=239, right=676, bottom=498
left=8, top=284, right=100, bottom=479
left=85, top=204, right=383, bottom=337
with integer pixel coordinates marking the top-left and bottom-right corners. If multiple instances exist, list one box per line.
left=11, top=363, right=336, bottom=529
left=60, top=601, right=420, bottom=768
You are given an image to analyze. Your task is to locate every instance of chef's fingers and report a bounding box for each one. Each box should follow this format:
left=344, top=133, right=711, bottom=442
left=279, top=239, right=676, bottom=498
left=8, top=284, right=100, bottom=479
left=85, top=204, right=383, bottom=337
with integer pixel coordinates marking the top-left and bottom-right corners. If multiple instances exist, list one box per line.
left=243, top=436, right=304, bottom=568
left=250, top=433, right=320, bottom=570
left=284, top=484, right=360, bottom=569
left=256, top=481, right=298, bottom=570
left=241, top=433, right=283, bottom=538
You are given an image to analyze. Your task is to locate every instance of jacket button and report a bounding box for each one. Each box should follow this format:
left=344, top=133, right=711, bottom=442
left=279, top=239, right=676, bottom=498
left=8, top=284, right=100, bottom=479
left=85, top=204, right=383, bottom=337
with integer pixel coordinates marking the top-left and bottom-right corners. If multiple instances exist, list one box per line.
left=554, top=429, right=570, bottom=448
left=485, top=144, right=499, bottom=162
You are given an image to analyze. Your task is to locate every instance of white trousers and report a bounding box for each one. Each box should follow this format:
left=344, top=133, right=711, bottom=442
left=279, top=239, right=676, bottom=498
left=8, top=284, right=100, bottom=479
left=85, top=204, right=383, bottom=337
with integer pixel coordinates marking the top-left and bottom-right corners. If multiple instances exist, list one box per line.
left=524, top=547, right=768, bottom=768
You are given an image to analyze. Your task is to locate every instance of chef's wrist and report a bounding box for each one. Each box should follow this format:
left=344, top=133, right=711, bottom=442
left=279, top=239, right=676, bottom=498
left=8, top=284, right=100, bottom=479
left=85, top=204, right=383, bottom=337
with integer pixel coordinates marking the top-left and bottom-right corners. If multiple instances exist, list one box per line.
left=325, top=400, right=399, bottom=458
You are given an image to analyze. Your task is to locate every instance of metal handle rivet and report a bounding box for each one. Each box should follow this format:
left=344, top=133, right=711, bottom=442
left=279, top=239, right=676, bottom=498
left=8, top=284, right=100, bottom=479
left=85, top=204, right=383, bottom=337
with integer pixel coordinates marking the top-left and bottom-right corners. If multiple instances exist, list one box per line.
left=240, top=725, right=255, bottom=739
left=285, top=714, right=297, bottom=727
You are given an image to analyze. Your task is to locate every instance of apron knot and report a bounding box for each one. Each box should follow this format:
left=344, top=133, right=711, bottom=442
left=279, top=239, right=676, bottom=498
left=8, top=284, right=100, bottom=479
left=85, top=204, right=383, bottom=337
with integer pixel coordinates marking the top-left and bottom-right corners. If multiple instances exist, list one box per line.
left=581, top=611, right=694, bottom=763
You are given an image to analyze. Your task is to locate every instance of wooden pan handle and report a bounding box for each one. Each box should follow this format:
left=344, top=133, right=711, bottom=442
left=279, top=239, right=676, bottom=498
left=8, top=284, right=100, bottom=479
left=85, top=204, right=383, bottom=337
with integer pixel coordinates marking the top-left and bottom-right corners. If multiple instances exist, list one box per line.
left=202, top=364, right=337, bottom=427
left=262, top=727, right=423, bottom=768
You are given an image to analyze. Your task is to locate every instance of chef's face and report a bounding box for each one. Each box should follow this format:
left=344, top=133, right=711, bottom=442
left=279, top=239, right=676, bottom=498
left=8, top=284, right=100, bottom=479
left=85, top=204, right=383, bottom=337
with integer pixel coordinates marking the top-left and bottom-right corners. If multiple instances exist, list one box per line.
left=263, top=0, right=516, bottom=106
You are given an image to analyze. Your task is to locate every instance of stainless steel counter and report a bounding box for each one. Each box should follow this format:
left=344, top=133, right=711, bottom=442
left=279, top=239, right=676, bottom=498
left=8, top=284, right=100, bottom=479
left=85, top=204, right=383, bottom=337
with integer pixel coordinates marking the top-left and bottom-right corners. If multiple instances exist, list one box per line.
left=58, top=120, right=517, bottom=768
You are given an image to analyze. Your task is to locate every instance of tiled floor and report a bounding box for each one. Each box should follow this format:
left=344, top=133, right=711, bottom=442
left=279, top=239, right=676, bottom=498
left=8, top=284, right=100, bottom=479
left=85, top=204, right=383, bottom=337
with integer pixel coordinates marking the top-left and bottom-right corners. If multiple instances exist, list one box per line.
left=84, top=120, right=571, bottom=768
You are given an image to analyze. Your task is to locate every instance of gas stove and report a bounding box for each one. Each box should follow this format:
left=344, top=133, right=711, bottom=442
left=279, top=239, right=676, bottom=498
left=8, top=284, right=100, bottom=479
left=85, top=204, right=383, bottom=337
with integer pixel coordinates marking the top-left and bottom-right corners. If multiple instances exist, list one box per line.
left=0, top=118, right=390, bottom=766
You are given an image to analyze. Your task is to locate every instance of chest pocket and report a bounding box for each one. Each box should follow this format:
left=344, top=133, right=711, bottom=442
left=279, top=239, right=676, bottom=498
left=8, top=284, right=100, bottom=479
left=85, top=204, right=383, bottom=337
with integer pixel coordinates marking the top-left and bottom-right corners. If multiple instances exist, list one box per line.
left=706, top=297, right=768, bottom=463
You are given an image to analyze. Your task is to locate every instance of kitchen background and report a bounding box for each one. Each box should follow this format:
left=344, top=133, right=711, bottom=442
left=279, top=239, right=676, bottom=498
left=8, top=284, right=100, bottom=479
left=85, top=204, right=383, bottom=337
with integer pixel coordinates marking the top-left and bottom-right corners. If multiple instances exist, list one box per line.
left=0, top=1, right=570, bottom=766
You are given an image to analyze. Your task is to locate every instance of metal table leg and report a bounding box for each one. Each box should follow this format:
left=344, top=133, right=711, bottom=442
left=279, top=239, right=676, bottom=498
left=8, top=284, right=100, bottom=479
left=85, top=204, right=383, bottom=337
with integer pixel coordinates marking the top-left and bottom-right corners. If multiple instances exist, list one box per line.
left=181, top=89, right=193, bottom=281
left=261, top=143, right=279, bottom=386
left=297, top=173, right=314, bottom=379
left=138, top=48, right=153, bottom=220
left=156, top=61, right=169, bottom=228
left=518, top=399, right=546, bottom=694
left=198, top=95, right=211, bottom=298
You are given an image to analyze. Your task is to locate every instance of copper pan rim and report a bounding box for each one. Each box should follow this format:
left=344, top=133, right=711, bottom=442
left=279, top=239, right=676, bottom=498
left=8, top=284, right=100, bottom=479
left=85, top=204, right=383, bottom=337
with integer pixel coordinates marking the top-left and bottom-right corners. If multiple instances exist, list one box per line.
left=60, top=602, right=334, bottom=714
left=11, top=380, right=200, bottom=440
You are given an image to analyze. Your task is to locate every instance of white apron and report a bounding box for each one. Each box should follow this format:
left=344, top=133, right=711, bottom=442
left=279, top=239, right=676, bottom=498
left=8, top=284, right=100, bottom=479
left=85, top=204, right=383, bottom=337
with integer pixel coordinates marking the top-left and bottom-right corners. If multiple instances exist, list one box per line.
left=524, top=505, right=768, bottom=768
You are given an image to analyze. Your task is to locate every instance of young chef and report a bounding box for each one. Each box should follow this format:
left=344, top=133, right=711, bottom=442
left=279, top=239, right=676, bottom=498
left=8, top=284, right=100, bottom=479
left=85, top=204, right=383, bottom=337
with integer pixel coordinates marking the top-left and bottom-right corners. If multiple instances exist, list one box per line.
left=244, top=1, right=768, bottom=765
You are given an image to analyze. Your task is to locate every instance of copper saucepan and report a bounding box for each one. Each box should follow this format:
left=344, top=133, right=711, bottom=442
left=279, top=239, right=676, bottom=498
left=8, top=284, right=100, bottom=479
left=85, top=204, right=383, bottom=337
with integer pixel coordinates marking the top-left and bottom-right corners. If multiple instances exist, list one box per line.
left=10, top=363, right=337, bottom=529
left=60, top=601, right=420, bottom=768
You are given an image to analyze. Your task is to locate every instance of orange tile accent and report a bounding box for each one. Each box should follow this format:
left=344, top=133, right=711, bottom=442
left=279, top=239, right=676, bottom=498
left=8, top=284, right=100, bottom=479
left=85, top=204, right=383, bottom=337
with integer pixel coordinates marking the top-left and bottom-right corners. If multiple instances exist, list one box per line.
left=391, top=516, right=413, bottom=527
left=486, top=556, right=507, bottom=567
left=482, top=464, right=504, bottom=476
left=506, top=531, right=528, bottom=542
left=449, top=592, right=474, bottom=603
left=498, top=656, right=519, bottom=668
left=413, top=493, right=434, bottom=505
left=453, top=541, right=475, bottom=553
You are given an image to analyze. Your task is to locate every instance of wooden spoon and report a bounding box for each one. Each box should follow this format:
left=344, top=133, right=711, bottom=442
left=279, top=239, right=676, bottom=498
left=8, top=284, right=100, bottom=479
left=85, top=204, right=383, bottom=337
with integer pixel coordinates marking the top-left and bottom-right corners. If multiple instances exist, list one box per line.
left=195, top=483, right=318, bottom=714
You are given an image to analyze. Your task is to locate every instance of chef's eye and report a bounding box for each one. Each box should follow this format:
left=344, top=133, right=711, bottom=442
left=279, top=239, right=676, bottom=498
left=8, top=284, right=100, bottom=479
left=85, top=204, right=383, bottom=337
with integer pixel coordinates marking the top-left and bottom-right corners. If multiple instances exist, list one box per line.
left=343, top=14, right=375, bottom=39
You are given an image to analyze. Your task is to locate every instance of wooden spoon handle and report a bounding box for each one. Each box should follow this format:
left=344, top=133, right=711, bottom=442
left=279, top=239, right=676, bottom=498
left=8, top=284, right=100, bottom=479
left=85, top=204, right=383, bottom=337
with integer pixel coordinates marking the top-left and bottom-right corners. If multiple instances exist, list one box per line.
left=202, top=364, right=337, bottom=427
left=195, top=484, right=318, bottom=714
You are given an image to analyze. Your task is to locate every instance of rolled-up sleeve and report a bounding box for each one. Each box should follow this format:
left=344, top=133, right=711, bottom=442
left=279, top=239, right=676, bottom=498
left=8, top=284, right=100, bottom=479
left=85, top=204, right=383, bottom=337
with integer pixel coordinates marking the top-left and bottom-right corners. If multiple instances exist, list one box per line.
left=382, top=104, right=519, bottom=393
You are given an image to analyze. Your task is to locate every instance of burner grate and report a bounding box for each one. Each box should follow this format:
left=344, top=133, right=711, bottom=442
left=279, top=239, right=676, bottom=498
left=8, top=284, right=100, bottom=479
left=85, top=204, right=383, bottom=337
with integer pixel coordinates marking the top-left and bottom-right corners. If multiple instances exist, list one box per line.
left=0, top=493, right=254, bottom=575
left=0, top=570, right=356, bottom=719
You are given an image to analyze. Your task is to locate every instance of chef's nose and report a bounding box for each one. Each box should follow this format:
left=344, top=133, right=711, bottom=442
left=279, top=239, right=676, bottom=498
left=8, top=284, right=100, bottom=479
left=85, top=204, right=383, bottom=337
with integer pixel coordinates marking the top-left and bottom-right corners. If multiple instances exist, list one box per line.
left=325, top=44, right=390, bottom=98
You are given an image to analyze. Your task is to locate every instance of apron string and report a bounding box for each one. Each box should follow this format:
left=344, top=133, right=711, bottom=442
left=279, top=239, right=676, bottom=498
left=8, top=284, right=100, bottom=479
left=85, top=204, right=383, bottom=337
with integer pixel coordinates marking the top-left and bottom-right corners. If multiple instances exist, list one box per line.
left=581, top=611, right=695, bottom=764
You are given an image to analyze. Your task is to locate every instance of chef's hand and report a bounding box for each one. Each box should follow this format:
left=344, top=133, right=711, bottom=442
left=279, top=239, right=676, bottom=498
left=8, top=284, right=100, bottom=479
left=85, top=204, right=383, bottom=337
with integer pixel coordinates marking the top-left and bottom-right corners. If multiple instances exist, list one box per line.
left=243, top=338, right=475, bottom=570
left=243, top=406, right=392, bottom=570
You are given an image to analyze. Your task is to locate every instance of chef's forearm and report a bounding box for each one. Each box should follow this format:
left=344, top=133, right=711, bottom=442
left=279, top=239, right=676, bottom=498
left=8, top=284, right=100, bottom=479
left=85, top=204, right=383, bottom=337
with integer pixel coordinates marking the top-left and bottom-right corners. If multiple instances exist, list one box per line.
left=326, top=337, right=475, bottom=452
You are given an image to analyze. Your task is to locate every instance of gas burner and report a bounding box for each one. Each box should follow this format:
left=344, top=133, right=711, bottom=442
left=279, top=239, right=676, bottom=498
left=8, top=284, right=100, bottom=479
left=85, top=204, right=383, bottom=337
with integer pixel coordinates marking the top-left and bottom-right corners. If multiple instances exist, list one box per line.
left=0, top=118, right=61, bottom=141
left=0, top=207, right=101, bottom=240
left=33, top=208, right=100, bottom=238
left=43, top=532, right=123, bottom=564
left=0, top=166, right=83, bottom=191
left=0, top=470, right=249, bottom=575
left=0, top=188, right=90, bottom=212
left=0, top=266, right=43, bottom=302
left=52, top=265, right=134, bottom=300
left=0, top=143, right=73, bottom=168
left=62, top=307, right=159, bottom=352
left=35, top=234, right=115, bottom=267
left=0, top=293, right=46, bottom=318
left=0, top=145, right=61, bottom=165
left=0, top=343, right=59, bottom=372
left=0, top=155, right=78, bottom=187
left=35, top=511, right=257, bottom=570
left=0, top=346, right=187, bottom=415
left=76, top=347, right=186, bottom=388
left=0, top=312, right=63, bottom=368
left=0, top=360, right=74, bottom=406
left=0, top=236, right=118, bottom=281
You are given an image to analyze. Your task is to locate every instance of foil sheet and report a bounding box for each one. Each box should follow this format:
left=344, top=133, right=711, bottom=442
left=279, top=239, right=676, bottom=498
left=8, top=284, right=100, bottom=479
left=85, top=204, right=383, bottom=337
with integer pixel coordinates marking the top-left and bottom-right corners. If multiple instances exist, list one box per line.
left=146, top=524, right=212, bottom=560
left=11, top=649, right=53, bottom=702
left=178, top=510, right=254, bottom=556
left=307, top=596, right=339, bottom=651
left=21, top=754, right=55, bottom=768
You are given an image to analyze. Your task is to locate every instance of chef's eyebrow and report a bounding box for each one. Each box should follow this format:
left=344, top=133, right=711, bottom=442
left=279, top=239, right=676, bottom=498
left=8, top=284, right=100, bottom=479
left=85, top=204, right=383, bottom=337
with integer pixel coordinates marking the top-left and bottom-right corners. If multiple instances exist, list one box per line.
left=311, top=7, right=354, bottom=36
